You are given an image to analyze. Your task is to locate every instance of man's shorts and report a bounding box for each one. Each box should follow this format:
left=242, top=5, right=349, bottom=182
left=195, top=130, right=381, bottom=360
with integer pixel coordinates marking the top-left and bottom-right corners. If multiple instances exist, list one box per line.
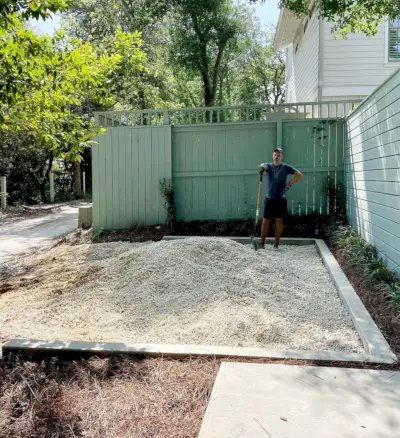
left=263, top=198, right=288, bottom=219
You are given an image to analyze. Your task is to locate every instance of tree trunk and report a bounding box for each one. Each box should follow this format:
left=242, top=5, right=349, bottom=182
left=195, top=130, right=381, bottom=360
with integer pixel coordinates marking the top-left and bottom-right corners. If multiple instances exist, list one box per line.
left=38, top=151, right=54, bottom=203
left=39, top=185, right=47, bottom=203
left=74, top=161, right=82, bottom=199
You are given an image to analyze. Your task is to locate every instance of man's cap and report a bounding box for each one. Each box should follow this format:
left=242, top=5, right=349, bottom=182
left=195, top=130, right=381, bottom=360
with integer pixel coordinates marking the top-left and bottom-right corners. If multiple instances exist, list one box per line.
left=274, top=148, right=283, bottom=154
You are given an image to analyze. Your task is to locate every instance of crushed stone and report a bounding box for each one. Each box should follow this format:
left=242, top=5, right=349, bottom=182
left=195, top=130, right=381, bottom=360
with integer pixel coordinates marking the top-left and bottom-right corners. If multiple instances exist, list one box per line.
left=0, top=237, right=363, bottom=352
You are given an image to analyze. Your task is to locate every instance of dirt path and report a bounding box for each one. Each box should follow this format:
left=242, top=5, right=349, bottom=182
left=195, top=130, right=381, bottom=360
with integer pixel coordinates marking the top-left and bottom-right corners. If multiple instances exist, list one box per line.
left=0, top=203, right=90, bottom=267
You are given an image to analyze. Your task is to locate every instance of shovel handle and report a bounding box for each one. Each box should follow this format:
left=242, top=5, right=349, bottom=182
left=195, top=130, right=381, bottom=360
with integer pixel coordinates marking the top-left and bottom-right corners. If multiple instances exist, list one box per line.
left=255, top=173, right=263, bottom=226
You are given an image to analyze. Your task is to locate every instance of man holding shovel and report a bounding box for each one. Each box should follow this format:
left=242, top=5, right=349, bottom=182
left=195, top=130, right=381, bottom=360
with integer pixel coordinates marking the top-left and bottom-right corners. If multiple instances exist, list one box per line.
left=255, top=148, right=303, bottom=250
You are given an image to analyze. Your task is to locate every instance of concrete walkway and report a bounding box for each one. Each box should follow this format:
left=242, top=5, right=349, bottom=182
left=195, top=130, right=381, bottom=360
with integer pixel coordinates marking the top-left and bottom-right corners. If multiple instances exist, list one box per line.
left=0, top=204, right=86, bottom=266
left=199, top=362, right=400, bottom=437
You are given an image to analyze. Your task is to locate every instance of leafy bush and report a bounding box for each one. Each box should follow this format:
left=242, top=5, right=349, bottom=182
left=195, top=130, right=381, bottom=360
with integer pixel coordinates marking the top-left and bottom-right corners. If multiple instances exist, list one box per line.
left=329, top=226, right=400, bottom=309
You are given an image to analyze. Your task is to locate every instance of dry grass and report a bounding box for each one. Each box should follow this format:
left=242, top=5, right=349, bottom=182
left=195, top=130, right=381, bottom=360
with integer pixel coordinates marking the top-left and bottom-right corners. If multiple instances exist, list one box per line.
left=0, top=356, right=219, bottom=438
left=1, top=354, right=399, bottom=438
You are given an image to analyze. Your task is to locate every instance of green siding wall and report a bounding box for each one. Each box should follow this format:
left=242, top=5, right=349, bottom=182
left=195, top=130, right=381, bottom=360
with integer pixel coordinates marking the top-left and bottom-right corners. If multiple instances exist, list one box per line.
left=345, top=69, right=400, bottom=277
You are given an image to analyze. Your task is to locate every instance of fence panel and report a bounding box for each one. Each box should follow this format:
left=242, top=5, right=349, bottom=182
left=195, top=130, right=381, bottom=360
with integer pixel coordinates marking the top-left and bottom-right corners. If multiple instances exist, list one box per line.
left=172, top=123, right=276, bottom=221
left=282, top=119, right=344, bottom=216
left=92, top=115, right=345, bottom=228
left=172, top=120, right=344, bottom=221
left=92, top=126, right=172, bottom=229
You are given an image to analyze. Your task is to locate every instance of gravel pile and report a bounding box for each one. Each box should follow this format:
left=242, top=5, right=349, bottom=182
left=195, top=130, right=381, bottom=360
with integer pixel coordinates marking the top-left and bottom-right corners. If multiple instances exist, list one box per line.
left=0, top=237, right=362, bottom=352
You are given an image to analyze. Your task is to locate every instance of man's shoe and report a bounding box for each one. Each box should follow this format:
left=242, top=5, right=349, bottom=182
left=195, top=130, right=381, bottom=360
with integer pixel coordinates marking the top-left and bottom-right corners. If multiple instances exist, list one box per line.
left=273, top=244, right=279, bottom=250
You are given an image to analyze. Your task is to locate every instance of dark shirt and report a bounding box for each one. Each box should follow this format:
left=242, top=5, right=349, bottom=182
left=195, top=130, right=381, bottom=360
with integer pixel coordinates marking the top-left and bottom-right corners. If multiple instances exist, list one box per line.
left=261, top=162, right=296, bottom=199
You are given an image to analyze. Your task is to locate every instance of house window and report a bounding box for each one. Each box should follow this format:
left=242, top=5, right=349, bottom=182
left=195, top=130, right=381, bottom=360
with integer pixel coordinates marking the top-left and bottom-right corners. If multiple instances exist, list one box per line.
left=389, top=18, right=400, bottom=61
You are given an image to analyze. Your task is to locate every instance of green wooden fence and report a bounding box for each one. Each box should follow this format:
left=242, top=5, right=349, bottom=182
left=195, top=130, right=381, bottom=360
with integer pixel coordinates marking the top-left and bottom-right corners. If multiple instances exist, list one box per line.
left=92, top=115, right=344, bottom=229
left=171, top=120, right=344, bottom=222
left=92, top=126, right=172, bottom=229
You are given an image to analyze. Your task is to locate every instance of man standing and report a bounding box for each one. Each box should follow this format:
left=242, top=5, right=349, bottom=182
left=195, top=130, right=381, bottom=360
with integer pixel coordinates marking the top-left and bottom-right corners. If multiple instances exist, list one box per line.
left=256, top=148, right=303, bottom=250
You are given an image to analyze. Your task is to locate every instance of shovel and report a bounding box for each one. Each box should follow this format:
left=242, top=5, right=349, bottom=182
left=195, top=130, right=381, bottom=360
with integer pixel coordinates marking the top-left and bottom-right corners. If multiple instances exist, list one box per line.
left=251, top=172, right=263, bottom=251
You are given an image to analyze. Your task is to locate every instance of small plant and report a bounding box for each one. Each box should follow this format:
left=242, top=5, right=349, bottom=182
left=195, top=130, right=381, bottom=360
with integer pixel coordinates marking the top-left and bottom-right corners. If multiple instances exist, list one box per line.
left=129, top=221, right=145, bottom=234
left=93, top=228, right=105, bottom=239
left=330, top=226, right=400, bottom=309
left=159, top=178, right=175, bottom=229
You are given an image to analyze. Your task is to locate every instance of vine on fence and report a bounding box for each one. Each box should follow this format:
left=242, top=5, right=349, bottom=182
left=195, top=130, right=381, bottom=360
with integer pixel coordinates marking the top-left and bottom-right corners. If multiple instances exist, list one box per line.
left=159, top=178, right=175, bottom=229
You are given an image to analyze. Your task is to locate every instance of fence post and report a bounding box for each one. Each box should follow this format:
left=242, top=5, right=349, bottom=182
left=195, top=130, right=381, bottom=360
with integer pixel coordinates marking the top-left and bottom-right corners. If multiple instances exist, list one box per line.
left=82, top=171, right=86, bottom=194
left=49, top=171, right=55, bottom=203
left=1, top=176, right=6, bottom=209
left=163, top=111, right=169, bottom=125
left=276, top=109, right=283, bottom=150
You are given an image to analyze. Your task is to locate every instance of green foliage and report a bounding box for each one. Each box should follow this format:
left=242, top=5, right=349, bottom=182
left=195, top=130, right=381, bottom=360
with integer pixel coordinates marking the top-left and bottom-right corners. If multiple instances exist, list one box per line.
left=0, top=0, right=72, bottom=27
left=1, top=17, right=146, bottom=159
left=0, top=132, right=49, bottom=204
left=220, top=23, right=285, bottom=105
left=169, top=0, right=246, bottom=106
left=159, top=177, right=175, bottom=229
left=63, top=0, right=177, bottom=110
left=271, top=0, right=400, bottom=37
left=63, top=0, right=283, bottom=109
left=0, top=19, right=118, bottom=157
left=330, top=226, right=400, bottom=308
left=0, top=3, right=145, bottom=202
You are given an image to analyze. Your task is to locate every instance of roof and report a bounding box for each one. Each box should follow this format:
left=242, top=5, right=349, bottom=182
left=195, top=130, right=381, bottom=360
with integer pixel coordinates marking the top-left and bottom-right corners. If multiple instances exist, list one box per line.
left=274, top=8, right=302, bottom=51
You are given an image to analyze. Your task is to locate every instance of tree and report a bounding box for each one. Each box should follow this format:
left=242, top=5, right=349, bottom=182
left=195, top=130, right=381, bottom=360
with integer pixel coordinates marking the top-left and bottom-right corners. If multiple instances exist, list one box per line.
left=62, top=0, right=285, bottom=112
left=1, top=15, right=145, bottom=201
left=63, top=0, right=168, bottom=43
left=237, top=27, right=285, bottom=104
left=1, top=19, right=120, bottom=156
left=168, top=0, right=245, bottom=107
left=63, top=0, right=180, bottom=110
left=209, top=16, right=285, bottom=107
left=0, top=132, right=49, bottom=205
left=0, top=0, right=72, bottom=27
left=251, top=0, right=400, bottom=37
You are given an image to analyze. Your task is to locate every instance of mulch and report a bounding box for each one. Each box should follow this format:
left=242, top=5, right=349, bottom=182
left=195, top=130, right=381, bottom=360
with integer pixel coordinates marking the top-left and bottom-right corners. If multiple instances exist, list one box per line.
left=330, top=246, right=400, bottom=360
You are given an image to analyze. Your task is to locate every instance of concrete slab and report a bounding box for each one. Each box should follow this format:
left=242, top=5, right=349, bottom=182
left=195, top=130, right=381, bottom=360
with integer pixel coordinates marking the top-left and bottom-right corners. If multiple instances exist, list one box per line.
left=199, top=363, right=400, bottom=438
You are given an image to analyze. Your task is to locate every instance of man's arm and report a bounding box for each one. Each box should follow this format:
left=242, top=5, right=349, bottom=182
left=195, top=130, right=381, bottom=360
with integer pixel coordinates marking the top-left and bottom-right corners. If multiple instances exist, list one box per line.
left=288, top=170, right=303, bottom=187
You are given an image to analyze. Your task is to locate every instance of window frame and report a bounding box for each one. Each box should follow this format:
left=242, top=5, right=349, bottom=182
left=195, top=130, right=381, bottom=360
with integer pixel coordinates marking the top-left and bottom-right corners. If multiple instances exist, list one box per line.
left=384, top=18, right=400, bottom=66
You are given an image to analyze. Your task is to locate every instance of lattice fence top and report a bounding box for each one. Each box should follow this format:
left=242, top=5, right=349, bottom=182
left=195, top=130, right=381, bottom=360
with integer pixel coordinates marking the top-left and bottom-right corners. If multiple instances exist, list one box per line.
left=95, top=101, right=361, bottom=127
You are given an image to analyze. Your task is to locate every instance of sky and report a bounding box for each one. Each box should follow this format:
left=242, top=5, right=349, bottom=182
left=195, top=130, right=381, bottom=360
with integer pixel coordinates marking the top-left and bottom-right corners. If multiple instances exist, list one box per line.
left=29, top=1, right=280, bottom=35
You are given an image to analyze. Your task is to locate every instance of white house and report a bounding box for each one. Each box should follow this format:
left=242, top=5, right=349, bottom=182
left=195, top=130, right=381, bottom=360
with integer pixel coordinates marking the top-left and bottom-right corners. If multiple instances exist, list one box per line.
left=274, top=8, right=400, bottom=102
